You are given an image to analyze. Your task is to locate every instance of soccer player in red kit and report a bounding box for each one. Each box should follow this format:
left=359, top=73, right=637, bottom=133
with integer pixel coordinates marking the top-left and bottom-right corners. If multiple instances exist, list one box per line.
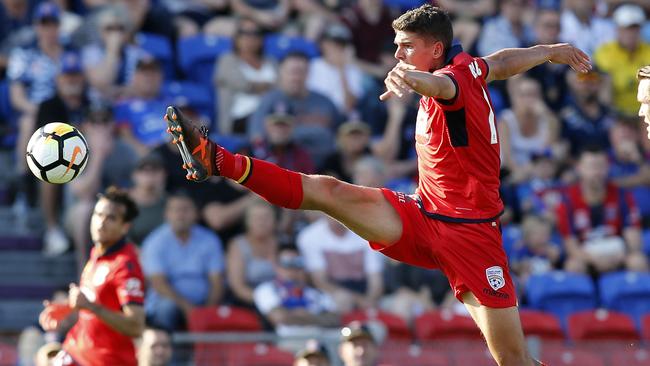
left=164, top=5, right=590, bottom=365
left=39, top=187, right=145, bottom=366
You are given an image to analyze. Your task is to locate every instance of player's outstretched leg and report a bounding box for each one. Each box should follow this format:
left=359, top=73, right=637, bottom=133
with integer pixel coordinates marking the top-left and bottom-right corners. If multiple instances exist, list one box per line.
left=163, top=105, right=402, bottom=245
left=165, top=105, right=304, bottom=209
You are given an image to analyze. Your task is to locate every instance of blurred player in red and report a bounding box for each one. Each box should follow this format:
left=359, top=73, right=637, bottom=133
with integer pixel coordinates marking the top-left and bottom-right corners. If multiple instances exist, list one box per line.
left=164, top=5, right=590, bottom=365
left=39, top=186, right=145, bottom=366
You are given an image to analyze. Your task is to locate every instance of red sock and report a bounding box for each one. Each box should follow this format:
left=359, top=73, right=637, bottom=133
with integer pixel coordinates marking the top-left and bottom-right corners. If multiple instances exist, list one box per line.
left=216, top=146, right=303, bottom=209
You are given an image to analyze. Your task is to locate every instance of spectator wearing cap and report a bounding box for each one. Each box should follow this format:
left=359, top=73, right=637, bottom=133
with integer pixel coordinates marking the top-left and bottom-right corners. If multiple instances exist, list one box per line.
left=249, top=52, right=341, bottom=165
left=141, top=189, right=225, bottom=331
left=560, top=0, right=615, bottom=56
left=561, top=67, right=614, bottom=157
left=114, top=52, right=171, bottom=157
left=128, top=152, right=167, bottom=245
left=81, top=4, right=140, bottom=100
left=253, top=243, right=339, bottom=337
left=338, top=322, right=380, bottom=366
left=294, top=339, right=331, bottom=366
left=320, top=119, right=372, bottom=183
left=35, top=51, right=88, bottom=257
left=215, top=18, right=277, bottom=135
left=252, top=103, right=315, bottom=174
left=594, top=4, right=650, bottom=116
left=477, top=0, right=535, bottom=56
left=307, top=23, right=366, bottom=115
left=8, top=1, right=66, bottom=174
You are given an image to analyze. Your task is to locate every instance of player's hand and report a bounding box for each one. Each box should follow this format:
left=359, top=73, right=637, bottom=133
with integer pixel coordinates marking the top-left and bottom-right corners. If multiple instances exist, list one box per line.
left=546, top=43, right=591, bottom=74
left=380, top=63, right=416, bottom=101
left=68, top=283, right=92, bottom=310
left=39, top=300, right=73, bottom=331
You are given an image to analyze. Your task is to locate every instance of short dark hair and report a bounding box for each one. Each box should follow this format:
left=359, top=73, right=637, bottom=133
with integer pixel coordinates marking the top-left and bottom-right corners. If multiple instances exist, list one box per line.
left=281, top=51, right=310, bottom=64
left=392, top=4, right=453, bottom=54
left=578, top=144, right=607, bottom=158
left=97, top=186, right=139, bottom=223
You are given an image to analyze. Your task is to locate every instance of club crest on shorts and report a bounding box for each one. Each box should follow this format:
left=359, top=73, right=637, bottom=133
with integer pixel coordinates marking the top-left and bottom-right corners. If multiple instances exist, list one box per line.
left=486, top=266, right=505, bottom=291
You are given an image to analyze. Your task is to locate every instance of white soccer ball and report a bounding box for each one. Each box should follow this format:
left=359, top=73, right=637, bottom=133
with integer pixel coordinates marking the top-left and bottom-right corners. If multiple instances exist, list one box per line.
left=26, top=122, right=89, bottom=184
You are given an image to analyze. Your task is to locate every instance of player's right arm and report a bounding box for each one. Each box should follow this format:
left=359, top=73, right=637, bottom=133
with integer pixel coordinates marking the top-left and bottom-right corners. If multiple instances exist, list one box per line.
left=483, top=43, right=591, bottom=82
left=380, top=63, right=456, bottom=101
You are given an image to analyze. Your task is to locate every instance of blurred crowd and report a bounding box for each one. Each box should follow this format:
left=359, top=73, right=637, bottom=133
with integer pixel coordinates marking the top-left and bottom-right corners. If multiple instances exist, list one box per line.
left=1, top=0, right=650, bottom=364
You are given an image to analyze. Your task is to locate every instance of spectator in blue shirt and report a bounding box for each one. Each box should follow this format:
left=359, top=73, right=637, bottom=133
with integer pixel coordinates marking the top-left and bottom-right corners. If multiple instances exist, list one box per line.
left=8, top=2, right=65, bottom=173
left=113, top=52, right=170, bottom=157
left=142, top=190, right=225, bottom=331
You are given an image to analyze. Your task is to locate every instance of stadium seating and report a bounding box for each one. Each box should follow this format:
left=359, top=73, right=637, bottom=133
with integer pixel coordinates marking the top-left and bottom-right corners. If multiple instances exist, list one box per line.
left=223, top=343, right=294, bottom=366
left=0, top=80, right=16, bottom=149
left=342, top=308, right=412, bottom=340
left=598, top=271, right=650, bottom=327
left=162, top=80, right=214, bottom=121
left=608, top=348, right=650, bottom=366
left=641, top=314, right=650, bottom=341
left=0, top=342, right=17, bottom=366
left=567, top=309, right=639, bottom=342
left=452, top=347, right=497, bottom=366
left=177, top=35, right=232, bottom=84
left=379, top=344, right=450, bottom=366
left=134, top=32, right=175, bottom=80
left=519, top=309, right=565, bottom=340
left=526, top=271, right=597, bottom=325
left=188, top=306, right=263, bottom=332
left=263, top=34, right=319, bottom=61
left=414, top=310, right=482, bottom=340
left=540, top=348, right=606, bottom=366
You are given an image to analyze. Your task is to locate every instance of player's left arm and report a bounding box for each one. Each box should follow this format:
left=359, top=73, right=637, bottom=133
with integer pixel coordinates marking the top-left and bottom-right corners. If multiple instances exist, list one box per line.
left=69, top=284, right=145, bottom=337
left=483, top=43, right=591, bottom=82
left=380, top=63, right=456, bottom=100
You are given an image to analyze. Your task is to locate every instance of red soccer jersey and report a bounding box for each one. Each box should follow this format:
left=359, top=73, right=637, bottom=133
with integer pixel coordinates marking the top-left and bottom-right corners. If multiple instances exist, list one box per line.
left=556, top=183, right=641, bottom=242
left=63, top=240, right=144, bottom=366
left=414, top=48, right=503, bottom=221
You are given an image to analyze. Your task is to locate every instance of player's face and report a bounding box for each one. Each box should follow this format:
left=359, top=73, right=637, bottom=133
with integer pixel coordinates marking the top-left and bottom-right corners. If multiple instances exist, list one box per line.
left=139, top=329, right=172, bottom=366
left=638, top=79, right=650, bottom=129
left=90, top=198, right=130, bottom=246
left=339, top=338, right=378, bottom=366
left=393, top=31, right=442, bottom=72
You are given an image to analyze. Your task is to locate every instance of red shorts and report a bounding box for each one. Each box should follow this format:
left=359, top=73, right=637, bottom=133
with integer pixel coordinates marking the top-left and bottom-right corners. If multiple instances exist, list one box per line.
left=370, top=189, right=517, bottom=308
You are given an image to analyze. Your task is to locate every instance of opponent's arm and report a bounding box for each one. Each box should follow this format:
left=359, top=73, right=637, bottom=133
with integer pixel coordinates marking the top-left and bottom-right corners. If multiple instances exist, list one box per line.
left=484, top=43, right=591, bottom=82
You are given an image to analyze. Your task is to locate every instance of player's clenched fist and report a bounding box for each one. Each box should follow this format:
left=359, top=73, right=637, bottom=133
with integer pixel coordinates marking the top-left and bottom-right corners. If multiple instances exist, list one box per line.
left=381, top=63, right=416, bottom=100
left=68, top=283, right=92, bottom=310
left=39, top=300, right=73, bottom=331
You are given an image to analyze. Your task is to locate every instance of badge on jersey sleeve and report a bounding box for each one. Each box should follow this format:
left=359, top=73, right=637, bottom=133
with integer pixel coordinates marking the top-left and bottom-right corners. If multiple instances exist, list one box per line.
left=486, top=266, right=505, bottom=291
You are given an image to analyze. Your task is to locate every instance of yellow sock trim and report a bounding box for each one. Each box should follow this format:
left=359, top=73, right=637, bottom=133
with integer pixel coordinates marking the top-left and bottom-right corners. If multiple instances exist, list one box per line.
left=236, top=156, right=252, bottom=184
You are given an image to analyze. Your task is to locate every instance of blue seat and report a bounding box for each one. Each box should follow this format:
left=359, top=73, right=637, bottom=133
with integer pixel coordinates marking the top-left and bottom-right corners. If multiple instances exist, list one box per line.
left=527, top=271, right=597, bottom=326
left=177, top=35, right=232, bottom=84
left=599, top=271, right=650, bottom=328
left=135, top=32, right=175, bottom=80
left=163, top=80, right=214, bottom=121
left=263, top=34, right=319, bottom=61
left=382, top=0, right=427, bottom=11
left=643, top=229, right=650, bottom=257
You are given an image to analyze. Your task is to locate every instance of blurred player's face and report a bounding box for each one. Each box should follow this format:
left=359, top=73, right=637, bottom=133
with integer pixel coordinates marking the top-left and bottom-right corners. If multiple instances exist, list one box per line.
left=393, top=31, right=443, bottom=72
left=165, top=196, right=197, bottom=235
left=139, top=329, right=172, bottom=366
left=577, top=152, right=609, bottom=189
left=339, top=338, right=378, bottom=366
left=90, top=198, right=130, bottom=246
left=245, top=203, right=276, bottom=237
left=638, top=79, right=650, bottom=133
left=280, top=57, right=309, bottom=95
left=534, top=10, right=560, bottom=45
